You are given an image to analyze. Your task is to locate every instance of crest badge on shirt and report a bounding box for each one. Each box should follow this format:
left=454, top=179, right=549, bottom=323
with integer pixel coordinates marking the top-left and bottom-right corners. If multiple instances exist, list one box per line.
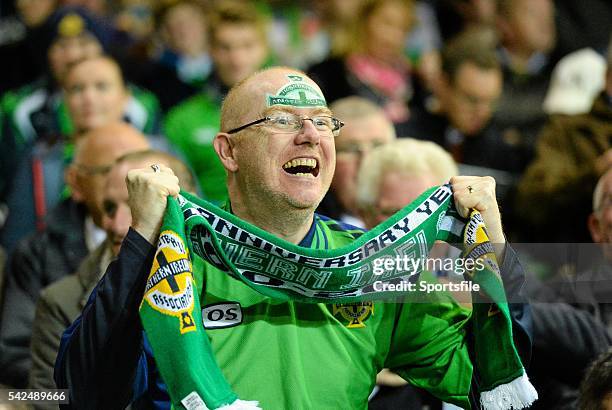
left=332, top=302, right=374, bottom=328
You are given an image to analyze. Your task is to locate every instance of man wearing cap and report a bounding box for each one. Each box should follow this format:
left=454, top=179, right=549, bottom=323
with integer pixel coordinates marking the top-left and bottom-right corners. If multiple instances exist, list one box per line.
left=0, top=7, right=163, bottom=250
left=316, top=96, right=396, bottom=227
left=55, top=67, right=533, bottom=409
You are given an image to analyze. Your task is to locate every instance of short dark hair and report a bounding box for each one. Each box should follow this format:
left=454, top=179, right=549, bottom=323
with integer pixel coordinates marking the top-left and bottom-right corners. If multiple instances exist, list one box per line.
left=441, top=28, right=500, bottom=83
left=207, top=0, right=268, bottom=47
left=155, top=0, right=206, bottom=32
left=579, top=348, right=612, bottom=410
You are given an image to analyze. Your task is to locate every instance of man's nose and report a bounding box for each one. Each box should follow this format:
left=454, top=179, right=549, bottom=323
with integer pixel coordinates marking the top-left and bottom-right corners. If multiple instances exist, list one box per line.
left=82, top=85, right=97, bottom=102
left=295, top=119, right=321, bottom=145
left=112, top=206, right=132, bottom=238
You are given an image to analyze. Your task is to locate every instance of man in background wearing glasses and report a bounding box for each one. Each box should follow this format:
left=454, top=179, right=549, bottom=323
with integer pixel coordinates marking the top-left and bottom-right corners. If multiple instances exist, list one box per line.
left=405, top=29, right=527, bottom=175
left=55, top=67, right=530, bottom=409
left=317, top=96, right=397, bottom=228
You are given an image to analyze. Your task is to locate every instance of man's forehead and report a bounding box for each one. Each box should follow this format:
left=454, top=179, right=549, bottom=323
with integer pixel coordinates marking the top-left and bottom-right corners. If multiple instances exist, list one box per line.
left=78, top=57, right=115, bottom=70
left=104, top=165, right=128, bottom=194
left=264, top=105, right=332, bottom=116
left=105, top=159, right=153, bottom=192
left=70, top=59, right=118, bottom=79
left=255, top=72, right=327, bottom=109
left=338, top=115, right=392, bottom=141
left=53, top=33, right=99, bottom=47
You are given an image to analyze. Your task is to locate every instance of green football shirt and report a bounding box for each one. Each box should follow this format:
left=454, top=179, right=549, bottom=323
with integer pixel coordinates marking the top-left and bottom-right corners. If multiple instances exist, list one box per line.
left=163, top=92, right=228, bottom=204
left=196, top=215, right=472, bottom=409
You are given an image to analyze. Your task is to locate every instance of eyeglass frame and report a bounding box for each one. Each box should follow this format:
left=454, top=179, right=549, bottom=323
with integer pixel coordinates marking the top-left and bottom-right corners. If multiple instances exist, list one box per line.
left=226, top=113, right=345, bottom=136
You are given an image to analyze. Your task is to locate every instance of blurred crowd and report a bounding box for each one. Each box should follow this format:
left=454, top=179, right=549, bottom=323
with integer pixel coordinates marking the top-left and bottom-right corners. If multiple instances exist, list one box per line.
left=0, top=0, right=611, bottom=409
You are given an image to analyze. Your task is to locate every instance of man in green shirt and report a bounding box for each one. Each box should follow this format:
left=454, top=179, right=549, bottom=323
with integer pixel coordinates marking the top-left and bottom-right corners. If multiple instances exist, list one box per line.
left=0, top=8, right=161, bottom=215
left=0, top=8, right=161, bottom=250
left=163, top=0, right=269, bottom=204
left=1, top=7, right=161, bottom=155
left=55, top=67, right=531, bottom=409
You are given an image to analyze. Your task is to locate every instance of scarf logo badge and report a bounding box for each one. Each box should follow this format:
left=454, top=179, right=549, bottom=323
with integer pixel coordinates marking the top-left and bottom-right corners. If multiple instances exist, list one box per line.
left=144, top=230, right=197, bottom=334
left=333, top=302, right=374, bottom=328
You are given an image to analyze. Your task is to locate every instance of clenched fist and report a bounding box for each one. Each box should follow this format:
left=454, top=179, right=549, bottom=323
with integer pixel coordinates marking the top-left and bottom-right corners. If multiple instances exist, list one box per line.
left=127, top=164, right=180, bottom=245
left=450, top=176, right=506, bottom=258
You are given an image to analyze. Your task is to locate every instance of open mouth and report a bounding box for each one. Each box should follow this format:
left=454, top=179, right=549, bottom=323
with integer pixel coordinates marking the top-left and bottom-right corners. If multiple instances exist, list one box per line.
left=282, top=157, right=319, bottom=177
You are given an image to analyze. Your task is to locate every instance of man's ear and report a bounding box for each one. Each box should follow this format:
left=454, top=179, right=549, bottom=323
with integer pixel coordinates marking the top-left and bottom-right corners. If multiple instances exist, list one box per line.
left=213, top=133, right=239, bottom=172
left=588, top=213, right=603, bottom=243
left=65, top=166, right=84, bottom=202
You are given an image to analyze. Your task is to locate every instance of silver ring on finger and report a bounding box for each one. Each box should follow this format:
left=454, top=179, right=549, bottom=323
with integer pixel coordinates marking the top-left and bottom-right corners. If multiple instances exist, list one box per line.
left=151, top=164, right=160, bottom=173
left=467, top=185, right=474, bottom=194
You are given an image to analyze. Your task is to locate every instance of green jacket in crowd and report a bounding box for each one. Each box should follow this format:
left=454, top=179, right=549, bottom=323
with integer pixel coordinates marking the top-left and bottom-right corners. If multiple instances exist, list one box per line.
left=0, top=78, right=162, bottom=199
left=164, top=81, right=228, bottom=204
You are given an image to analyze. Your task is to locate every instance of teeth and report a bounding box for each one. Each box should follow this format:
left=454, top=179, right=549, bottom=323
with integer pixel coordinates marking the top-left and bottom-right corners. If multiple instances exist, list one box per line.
left=295, top=172, right=314, bottom=177
left=282, top=158, right=317, bottom=169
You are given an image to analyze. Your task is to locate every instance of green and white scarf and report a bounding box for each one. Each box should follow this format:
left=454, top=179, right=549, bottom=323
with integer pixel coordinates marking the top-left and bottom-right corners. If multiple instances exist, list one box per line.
left=139, top=184, right=538, bottom=410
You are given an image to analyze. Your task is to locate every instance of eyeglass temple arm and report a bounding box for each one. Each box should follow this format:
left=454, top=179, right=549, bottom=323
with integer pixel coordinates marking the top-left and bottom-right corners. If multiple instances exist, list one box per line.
left=227, top=117, right=268, bottom=134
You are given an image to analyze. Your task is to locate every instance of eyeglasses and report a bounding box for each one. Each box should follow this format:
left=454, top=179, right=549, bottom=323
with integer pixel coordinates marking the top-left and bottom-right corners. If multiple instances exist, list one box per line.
left=227, top=113, right=344, bottom=136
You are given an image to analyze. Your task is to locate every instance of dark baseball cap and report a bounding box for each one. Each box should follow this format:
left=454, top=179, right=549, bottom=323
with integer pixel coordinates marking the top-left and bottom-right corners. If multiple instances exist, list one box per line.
left=43, top=6, right=113, bottom=51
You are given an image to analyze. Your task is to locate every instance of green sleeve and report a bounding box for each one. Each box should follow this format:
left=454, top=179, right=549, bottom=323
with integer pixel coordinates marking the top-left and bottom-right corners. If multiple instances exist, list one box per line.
left=130, top=85, right=162, bottom=134
left=1, top=91, right=29, bottom=196
left=385, top=276, right=473, bottom=408
left=57, top=101, right=74, bottom=136
left=163, top=96, right=228, bottom=204
left=1, top=88, right=28, bottom=145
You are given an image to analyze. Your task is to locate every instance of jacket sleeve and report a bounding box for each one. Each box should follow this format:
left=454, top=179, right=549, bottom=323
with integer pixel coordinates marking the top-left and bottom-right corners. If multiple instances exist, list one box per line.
left=54, top=229, right=155, bottom=409
left=531, top=302, right=612, bottom=386
left=499, top=244, right=533, bottom=366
